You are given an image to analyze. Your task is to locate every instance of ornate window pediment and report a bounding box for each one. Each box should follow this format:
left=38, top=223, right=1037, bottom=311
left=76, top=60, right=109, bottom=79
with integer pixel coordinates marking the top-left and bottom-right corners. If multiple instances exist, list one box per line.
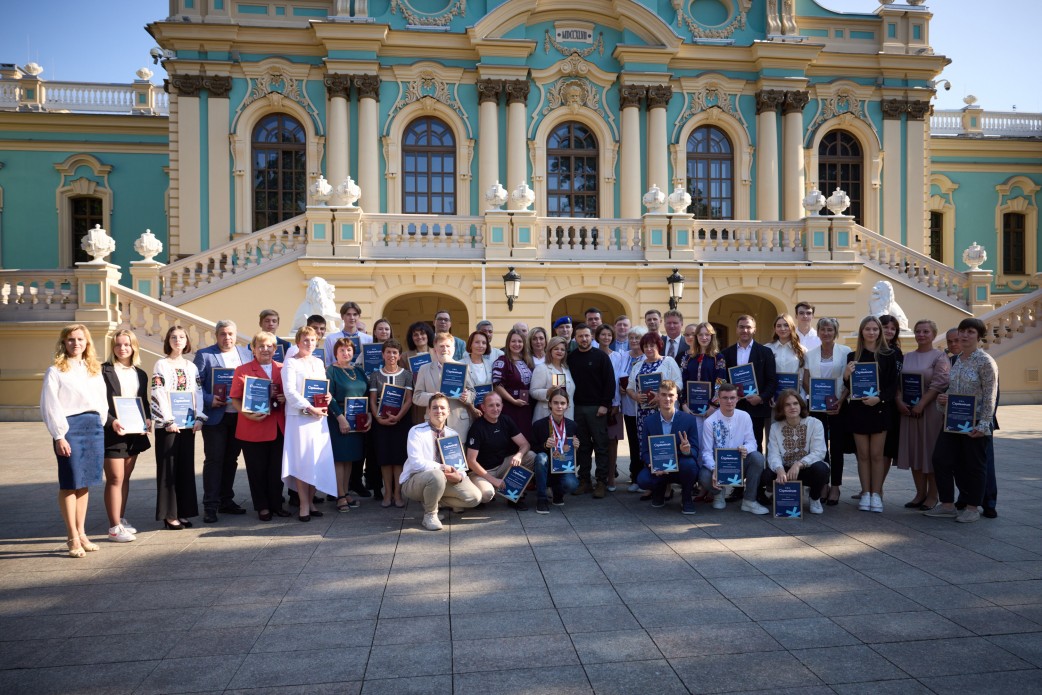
left=385, top=63, right=472, bottom=139
left=233, top=60, right=322, bottom=136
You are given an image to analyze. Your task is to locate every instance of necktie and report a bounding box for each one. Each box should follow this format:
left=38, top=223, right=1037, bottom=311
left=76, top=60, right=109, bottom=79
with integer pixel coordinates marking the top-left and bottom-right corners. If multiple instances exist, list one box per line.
left=667, top=339, right=676, bottom=358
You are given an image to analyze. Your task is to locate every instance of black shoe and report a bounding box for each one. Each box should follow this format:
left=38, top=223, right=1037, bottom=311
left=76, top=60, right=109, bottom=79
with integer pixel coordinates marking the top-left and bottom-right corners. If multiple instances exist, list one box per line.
left=178, top=519, right=193, bottom=528
left=203, top=510, right=218, bottom=524
left=219, top=503, right=247, bottom=515
left=552, top=492, right=564, bottom=506
left=982, top=507, right=997, bottom=518
left=373, top=490, right=384, bottom=502
left=273, top=508, right=292, bottom=517
left=258, top=511, right=272, bottom=521
left=288, top=491, right=300, bottom=506
left=536, top=499, right=550, bottom=514
left=298, top=514, right=310, bottom=522
left=310, top=509, right=324, bottom=518
left=163, top=519, right=185, bottom=530
left=312, top=495, right=324, bottom=505
left=511, top=497, right=529, bottom=512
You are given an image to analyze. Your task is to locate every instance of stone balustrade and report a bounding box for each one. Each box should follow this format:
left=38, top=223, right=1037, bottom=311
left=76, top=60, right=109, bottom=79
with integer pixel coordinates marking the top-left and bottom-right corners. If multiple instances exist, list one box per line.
left=0, top=79, right=168, bottom=115
left=0, top=272, right=79, bottom=320
left=852, top=224, right=970, bottom=307
left=111, top=283, right=245, bottom=353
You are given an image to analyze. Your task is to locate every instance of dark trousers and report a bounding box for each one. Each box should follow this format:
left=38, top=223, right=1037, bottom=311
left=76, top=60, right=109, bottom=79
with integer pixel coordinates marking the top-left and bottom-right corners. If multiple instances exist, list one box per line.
left=240, top=434, right=284, bottom=512
left=760, top=460, right=830, bottom=500
left=624, top=414, right=641, bottom=482
left=155, top=429, right=198, bottom=521
left=635, top=460, right=710, bottom=504
left=202, top=413, right=241, bottom=510
left=933, top=432, right=988, bottom=507
left=984, top=437, right=998, bottom=510
left=810, top=411, right=847, bottom=486
left=574, top=404, right=610, bottom=483
left=352, top=435, right=382, bottom=494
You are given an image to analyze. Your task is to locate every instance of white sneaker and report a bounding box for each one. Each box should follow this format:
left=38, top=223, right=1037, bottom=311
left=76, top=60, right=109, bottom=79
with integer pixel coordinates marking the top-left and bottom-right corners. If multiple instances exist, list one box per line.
left=120, top=518, right=137, bottom=534
left=712, top=492, right=726, bottom=510
left=422, top=512, right=443, bottom=531
left=741, top=500, right=769, bottom=515
left=108, top=525, right=135, bottom=543
left=809, top=499, right=824, bottom=515
left=870, top=493, right=884, bottom=513
left=858, top=492, right=872, bottom=511
left=956, top=508, right=980, bottom=523
left=627, top=483, right=641, bottom=493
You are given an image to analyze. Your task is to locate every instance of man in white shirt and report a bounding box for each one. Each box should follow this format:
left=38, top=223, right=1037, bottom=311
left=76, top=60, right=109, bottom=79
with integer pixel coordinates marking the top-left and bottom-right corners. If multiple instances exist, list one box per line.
left=795, top=302, right=821, bottom=351
left=662, top=310, right=685, bottom=361
left=700, top=383, right=769, bottom=514
left=610, top=315, right=631, bottom=352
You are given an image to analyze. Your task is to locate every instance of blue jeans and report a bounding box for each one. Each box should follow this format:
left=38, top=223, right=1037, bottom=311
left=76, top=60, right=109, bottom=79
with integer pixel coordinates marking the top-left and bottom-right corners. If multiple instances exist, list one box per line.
left=534, top=453, right=579, bottom=501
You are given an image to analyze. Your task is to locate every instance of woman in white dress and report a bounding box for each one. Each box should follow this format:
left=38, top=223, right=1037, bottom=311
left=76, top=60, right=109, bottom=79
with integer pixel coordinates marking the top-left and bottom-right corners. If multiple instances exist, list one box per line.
left=282, top=325, right=337, bottom=521
left=530, top=336, right=575, bottom=423
left=768, top=313, right=806, bottom=402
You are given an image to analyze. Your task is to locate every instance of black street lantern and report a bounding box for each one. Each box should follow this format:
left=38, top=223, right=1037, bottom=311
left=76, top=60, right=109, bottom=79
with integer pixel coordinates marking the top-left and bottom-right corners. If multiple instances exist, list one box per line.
left=667, top=267, right=685, bottom=311
left=503, top=266, right=521, bottom=311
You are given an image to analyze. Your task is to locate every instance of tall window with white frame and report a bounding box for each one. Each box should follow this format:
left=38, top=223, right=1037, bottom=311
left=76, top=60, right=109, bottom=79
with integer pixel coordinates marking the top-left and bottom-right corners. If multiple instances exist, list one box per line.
left=929, top=210, right=944, bottom=262
left=252, top=113, right=307, bottom=231
left=402, top=116, right=456, bottom=215
left=818, top=130, right=863, bottom=224
left=1003, top=212, right=1026, bottom=275
left=71, top=196, right=103, bottom=265
left=686, top=125, right=734, bottom=220
left=546, top=122, right=599, bottom=218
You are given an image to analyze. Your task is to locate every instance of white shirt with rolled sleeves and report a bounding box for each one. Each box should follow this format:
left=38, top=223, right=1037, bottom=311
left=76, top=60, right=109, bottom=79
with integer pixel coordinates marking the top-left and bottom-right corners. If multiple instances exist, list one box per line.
left=401, top=422, right=460, bottom=485
left=40, top=362, right=107, bottom=440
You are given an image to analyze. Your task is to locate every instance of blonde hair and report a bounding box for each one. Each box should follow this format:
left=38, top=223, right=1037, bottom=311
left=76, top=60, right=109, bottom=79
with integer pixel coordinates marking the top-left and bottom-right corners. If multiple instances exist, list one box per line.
left=55, top=323, right=101, bottom=376
left=108, top=328, right=141, bottom=367
left=294, top=325, right=318, bottom=345
left=546, top=336, right=569, bottom=366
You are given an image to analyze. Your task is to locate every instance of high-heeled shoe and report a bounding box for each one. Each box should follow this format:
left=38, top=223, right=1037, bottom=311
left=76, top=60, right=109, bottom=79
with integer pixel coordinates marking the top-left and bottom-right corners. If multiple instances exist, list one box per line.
left=66, top=540, right=86, bottom=558
left=298, top=514, right=311, bottom=522
left=904, top=496, right=927, bottom=509
left=163, top=519, right=185, bottom=530
left=78, top=535, right=100, bottom=552
left=826, top=487, right=841, bottom=506
left=178, top=519, right=193, bottom=528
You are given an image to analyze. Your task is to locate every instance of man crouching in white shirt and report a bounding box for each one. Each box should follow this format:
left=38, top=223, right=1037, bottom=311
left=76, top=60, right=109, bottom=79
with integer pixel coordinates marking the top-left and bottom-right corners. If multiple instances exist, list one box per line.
left=700, top=383, right=769, bottom=514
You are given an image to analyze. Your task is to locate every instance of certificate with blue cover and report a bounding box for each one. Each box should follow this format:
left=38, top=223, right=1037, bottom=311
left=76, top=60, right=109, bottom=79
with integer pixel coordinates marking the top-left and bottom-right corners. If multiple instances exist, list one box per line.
left=809, top=378, right=836, bottom=413
left=637, top=372, right=662, bottom=410
left=773, top=480, right=803, bottom=519
left=362, top=344, right=384, bottom=376
left=500, top=465, right=534, bottom=503
left=850, top=363, right=879, bottom=400
left=686, top=380, right=712, bottom=415
left=211, top=367, right=235, bottom=401
left=241, top=376, right=271, bottom=414
left=775, top=372, right=799, bottom=398
left=440, top=362, right=468, bottom=398
left=473, top=383, right=493, bottom=406
left=437, top=434, right=468, bottom=473
left=344, top=396, right=369, bottom=430
left=649, top=434, right=679, bottom=473
left=169, top=391, right=196, bottom=428
left=727, top=364, right=758, bottom=398
left=273, top=344, right=285, bottom=362
left=378, top=383, right=406, bottom=417
left=408, top=352, right=432, bottom=377
left=114, top=397, right=147, bottom=434
left=302, top=378, right=329, bottom=407
left=902, top=373, right=924, bottom=406
left=551, top=445, right=576, bottom=474
left=312, top=347, right=325, bottom=363
left=715, top=448, right=744, bottom=486
left=944, top=394, right=977, bottom=434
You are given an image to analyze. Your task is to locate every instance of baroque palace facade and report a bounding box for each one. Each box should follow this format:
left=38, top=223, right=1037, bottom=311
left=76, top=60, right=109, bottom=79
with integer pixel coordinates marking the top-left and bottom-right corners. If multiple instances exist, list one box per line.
left=1, top=0, right=1040, bottom=413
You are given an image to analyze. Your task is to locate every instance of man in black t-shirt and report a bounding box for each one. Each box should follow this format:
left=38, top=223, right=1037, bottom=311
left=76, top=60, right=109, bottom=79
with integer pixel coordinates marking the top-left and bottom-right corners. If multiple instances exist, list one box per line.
left=465, top=393, right=535, bottom=509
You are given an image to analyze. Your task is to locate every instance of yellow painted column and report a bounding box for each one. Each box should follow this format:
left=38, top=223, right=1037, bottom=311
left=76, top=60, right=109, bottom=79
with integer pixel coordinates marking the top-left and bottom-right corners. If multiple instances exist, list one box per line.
left=781, top=90, right=808, bottom=221
left=206, top=76, right=232, bottom=243
left=619, top=85, right=645, bottom=219
left=170, top=74, right=201, bottom=256
left=324, top=75, right=351, bottom=204
left=881, top=99, right=904, bottom=241
left=355, top=74, right=380, bottom=213
left=646, top=85, right=672, bottom=202
left=505, top=80, right=530, bottom=210
left=477, top=79, right=502, bottom=202
left=755, top=89, right=783, bottom=222
left=905, top=100, right=930, bottom=254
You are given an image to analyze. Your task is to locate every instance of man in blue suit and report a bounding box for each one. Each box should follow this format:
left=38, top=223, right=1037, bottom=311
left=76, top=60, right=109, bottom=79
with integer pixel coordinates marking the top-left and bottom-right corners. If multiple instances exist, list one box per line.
left=636, top=380, right=711, bottom=515
left=195, top=320, right=254, bottom=523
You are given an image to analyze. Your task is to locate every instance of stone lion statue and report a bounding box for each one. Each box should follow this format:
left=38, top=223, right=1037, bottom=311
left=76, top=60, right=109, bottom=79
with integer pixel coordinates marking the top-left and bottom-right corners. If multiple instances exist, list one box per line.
left=869, top=280, right=908, bottom=330
left=292, top=277, right=341, bottom=333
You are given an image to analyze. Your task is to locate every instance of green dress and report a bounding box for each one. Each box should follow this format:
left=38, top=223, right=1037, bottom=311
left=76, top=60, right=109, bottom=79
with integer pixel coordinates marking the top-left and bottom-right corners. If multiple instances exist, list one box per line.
left=326, top=364, right=368, bottom=462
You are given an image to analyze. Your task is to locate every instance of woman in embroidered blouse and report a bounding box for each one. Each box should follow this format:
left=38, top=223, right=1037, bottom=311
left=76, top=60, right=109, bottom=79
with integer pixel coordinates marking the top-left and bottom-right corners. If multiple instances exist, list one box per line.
left=150, top=325, right=206, bottom=530
left=615, top=326, right=647, bottom=492
left=768, top=313, right=806, bottom=402
left=369, top=338, right=413, bottom=508
left=492, top=327, right=535, bottom=441
left=803, top=317, right=852, bottom=505
left=680, top=322, right=728, bottom=418
left=926, top=317, right=998, bottom=523
left=528, top=327, right=548, bottom=367
left=326, top=337, right=370, bottom=512
left=101, top=329, right=151, bottom=543
left=531, top=336, right=575, bottom=423
left=764, top=390, right=829, bottom=515
left=41, top=323, right=108, bottom=556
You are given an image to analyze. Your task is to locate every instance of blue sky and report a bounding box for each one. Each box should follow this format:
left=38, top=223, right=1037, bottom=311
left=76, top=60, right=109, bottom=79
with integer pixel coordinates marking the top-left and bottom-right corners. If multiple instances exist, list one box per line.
left=0, top=0, right=1037, bottom=113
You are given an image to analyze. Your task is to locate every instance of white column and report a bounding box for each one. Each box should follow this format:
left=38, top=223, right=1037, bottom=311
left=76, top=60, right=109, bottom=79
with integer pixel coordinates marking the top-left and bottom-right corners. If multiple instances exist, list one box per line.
left=755, top=90, right=781, bottom=221
left=206, top=80, right=232, bottom=242
left=172, top=76, right=201, bottom=256
left=505, top=80, right=529, bottom=210
left=646, top=85, right=671, bottom=200
left=477, top=79, right=502, bottom=201
left=324, top=76, right=351, bottom=203
left=619, top=85, right=644, bottom=218
left=905, top=100, right=929, bottom=253
left=781, top=91, right=808, bottom=221
left=881, top=100, right=903, bottom=241
left=355, top=74, right=380, bottom=213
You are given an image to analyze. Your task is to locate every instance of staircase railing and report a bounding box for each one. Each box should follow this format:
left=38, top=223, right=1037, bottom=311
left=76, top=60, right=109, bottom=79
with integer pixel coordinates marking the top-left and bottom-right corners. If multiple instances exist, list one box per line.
left=852, top=224, right=968, bottom=306
left=980, top=288, right=1042, bottom=350
left=112, top=283, right=248, bottom=351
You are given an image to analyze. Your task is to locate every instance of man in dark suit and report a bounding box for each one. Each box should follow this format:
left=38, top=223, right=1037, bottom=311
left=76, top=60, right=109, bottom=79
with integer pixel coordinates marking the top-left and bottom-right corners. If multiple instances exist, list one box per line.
left=721, top=314, right=777, bottom=452
left=195, top=320, right=254, bottom=523
left=634, top=380, right=708, bottom=515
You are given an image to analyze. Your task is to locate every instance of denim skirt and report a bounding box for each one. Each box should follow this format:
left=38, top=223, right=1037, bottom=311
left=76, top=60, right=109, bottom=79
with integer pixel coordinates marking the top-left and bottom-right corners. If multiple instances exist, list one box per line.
left=57, top=413, right=104, bottom=490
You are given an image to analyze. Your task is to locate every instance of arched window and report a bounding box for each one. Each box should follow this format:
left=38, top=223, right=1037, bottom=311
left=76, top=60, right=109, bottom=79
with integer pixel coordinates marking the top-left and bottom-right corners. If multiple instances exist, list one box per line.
left=547, top=122, right=599, bottom=218
left=402, top=117, right=456, bottom=214
left=1003, top=212, right=1026, bottom=275
left=252, top=114, right=306, bottom=230
left=818, top=130, right=863, bottom=224
left=686, top=125, right=733, bottom=219
left=71, top=196, right=103, bottom=264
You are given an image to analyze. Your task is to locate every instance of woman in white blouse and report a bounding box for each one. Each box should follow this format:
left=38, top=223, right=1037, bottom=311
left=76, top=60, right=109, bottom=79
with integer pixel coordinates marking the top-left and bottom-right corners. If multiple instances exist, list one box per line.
left=768, top=313, right=806, bottom=402
left=802, top=317, right=852, bottom=505
left=530, top=336, right=575, bottom=422
left=41, top=324, right=108, bottom=557
left=464, top=330, right=495, bottom=419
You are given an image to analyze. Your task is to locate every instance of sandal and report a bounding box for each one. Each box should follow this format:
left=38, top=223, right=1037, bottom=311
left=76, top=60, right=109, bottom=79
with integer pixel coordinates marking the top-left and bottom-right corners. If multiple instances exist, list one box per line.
left=78, top=535, right=100, bottom=552
left=336, top=495, right=351, bottom=513
left=66, top=539, right=86, bottom=558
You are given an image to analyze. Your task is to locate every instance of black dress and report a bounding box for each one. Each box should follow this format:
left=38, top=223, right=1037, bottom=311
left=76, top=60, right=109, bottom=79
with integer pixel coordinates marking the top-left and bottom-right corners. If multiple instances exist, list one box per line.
left=844, top=349, right=899, bottom=435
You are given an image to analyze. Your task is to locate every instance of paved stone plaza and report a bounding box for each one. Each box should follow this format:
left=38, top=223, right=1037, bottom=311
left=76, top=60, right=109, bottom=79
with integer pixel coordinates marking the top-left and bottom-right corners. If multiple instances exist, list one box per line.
left=1, top=407, right=1040, bottom=694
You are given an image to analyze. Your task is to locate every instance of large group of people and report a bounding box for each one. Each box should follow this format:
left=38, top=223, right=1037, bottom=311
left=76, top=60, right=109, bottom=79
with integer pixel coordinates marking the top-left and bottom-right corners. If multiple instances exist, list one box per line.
left=39, top=300, right=1001, bottom=550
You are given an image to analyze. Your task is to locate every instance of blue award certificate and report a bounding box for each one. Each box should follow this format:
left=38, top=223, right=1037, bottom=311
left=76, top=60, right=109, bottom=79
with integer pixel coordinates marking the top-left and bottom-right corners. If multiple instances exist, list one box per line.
left=902, top=373, right=924, bottom=406
left=944, top=394, right=977, bottom=434
left=649, top=434, right=679, bottom=473
left=551, top=445, right=576, bottom=474
left=312, top=347, right=326, bottom=363
left=437, top=434, right=468, bottom=473
left=850, top=363, right=879, bottom=400
left=408, top=352, right=432, bottom=377
left=773, top=480, right=803, bottom=519
left=113, top=397, right=147, bottom=434
left=302, top=378, right=329, bottom=407
left=473, top=383, right=493, bottom=406
left=440, top=362, right=468, bottom=398
left=169, top=391, right=196, bottom=428
left=809, top=378, right=836, bottom=413
left=715, top=448, right=744, bottom=486
left=273, top=344, right=285, bottom=362
left=241, top=376, right=272, bottom=414
left=727, top=364, right=758, bottom=398
left=211, top=367, right=235, bottom=402
left=637, top=372, right=662, bottom=410
left=362, top=344, right=385, bottom=376
left=686, top=381, right=713, bottom=415
left=501, top=465, right=534, bottom=503
left=378, top=383, right=406, bottom=417
left=775, top=372, right=799, bottom=398
left=344, top=396, right=369, bottom=430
